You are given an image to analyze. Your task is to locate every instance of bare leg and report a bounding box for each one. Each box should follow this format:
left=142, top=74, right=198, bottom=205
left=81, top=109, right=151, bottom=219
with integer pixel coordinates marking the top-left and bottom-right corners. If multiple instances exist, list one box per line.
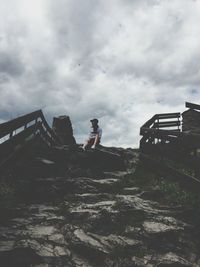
left=82, top=138, right=94, bottom=150
left=82, top=139, right=90, bottom=150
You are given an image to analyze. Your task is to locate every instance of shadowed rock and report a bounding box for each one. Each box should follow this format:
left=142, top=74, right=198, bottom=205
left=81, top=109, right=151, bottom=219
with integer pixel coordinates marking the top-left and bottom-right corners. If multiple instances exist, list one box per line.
left=70, top=147, right=126, bottom=171
left=52, top=115, right=76, bottom=145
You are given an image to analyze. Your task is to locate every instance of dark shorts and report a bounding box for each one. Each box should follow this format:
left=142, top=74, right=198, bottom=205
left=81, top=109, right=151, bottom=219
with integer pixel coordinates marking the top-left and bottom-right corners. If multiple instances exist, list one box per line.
left=86, top=138, right=100, bottom=148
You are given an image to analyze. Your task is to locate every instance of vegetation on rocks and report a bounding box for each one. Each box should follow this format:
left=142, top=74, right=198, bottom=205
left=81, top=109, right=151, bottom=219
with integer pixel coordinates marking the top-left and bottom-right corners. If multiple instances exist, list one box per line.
left=125, top=162, right=200, bottom=208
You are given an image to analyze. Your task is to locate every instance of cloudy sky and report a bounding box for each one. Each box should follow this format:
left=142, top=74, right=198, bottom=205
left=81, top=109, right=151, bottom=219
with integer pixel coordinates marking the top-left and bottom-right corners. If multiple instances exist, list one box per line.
left=0, top=0, right=200, bottom=147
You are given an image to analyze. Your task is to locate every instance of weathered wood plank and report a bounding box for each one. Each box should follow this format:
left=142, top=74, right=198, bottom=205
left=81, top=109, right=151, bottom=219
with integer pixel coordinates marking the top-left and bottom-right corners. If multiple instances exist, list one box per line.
left=37, top=123, right=55, bottom=146
left=157, top=112, right=181, bottom=119
left=0, top=110, right=61, bottom=146
left=0, top=110, right=41, bottom=139
left=40, top=112, right=61, bottom=144
left=153, top=121, right=181, bottom=128
left=140, top=115, right=157, bottom=129
left=186, top=102, right=200, bottom=111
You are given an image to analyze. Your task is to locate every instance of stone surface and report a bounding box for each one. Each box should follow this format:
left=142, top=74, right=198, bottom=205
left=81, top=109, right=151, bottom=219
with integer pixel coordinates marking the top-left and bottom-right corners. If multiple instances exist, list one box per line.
left=0, top=146, right=199, bottom=266
left=52, top=115, right=76, bottom=145
left=143, top=221, right=183, bottom=234
left=182, top=109, right=200, bottom=134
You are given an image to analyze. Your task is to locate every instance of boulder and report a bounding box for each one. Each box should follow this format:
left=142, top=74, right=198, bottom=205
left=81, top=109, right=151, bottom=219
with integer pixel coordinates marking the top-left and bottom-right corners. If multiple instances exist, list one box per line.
left=70, top=147, right=126, bottom=171
left=52, top=116, right=76, bottom=145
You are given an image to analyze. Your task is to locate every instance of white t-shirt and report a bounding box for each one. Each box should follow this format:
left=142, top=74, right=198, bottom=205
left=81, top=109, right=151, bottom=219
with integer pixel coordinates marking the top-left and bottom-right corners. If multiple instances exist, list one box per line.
left=89, top=127, right=102, bottom=139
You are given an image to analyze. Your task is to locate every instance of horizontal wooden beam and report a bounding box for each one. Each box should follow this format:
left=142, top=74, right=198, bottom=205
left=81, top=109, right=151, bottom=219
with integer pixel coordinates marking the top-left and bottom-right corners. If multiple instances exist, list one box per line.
left=141, top=126, right=200, bottom=147
left=157, top=112, right=181, bottom=119
left=154, top=121, right=181, bottom=128
left=140, top=127, right=181, bottom=137
left=140, top=113, right=181, bottom=135
left=186, top=102, right=200, bottom=111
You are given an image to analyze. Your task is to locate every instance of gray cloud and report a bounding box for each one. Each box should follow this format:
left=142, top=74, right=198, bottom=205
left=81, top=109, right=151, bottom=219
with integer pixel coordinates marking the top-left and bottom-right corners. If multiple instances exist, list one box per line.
left=0, top=0, right=200, bottom=147
left=0, top=52, right=25, bottom=77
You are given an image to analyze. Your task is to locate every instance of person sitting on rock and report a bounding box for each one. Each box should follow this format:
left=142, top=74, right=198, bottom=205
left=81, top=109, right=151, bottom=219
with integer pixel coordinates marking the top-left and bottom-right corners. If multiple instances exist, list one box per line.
left=82, top=118, right=102, bottom=150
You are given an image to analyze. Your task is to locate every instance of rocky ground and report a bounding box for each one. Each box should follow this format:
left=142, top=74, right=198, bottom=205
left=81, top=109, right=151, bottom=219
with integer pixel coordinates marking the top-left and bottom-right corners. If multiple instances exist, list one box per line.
left=0, top=145, right=200, bottom=267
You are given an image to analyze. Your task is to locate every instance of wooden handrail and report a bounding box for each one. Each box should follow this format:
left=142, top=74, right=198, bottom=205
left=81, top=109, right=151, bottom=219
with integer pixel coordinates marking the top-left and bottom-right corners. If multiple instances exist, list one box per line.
left=0, top=110, right=64, bottom=171
left=140, top=115, right=158, bottom=129
left=140, top=112, right=181, bottom=131
left=0, top=110, right=42, bottom=139
left=0, top=110, right=61, bottom=147
left=0, top=123, right=40, bottom=160
left=156, top=112, right=181, bottom=119
left=153, top=121, right=181, bottom=128
left=140, top=105, right=200, bottom=181
left=186, top=102, right=200, bottom=111
left=39, top=112, right=60, bottom=143
left=140, top=111, right=182, bottom=152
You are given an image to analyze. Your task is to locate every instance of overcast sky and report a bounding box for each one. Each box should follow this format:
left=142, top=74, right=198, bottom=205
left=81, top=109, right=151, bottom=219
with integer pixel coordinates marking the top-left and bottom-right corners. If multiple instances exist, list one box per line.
left=0, top=0, right=200, bottom=147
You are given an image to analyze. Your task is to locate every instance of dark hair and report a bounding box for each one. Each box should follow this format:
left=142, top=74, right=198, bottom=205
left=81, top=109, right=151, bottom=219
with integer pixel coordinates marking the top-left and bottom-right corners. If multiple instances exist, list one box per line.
left=90, top=118, right=98, bottom=124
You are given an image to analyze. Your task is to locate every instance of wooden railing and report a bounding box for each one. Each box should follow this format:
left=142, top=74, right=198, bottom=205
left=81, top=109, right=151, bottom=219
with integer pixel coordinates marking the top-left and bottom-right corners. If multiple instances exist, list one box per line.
left=139, top=102, right=200, bottom=181
left=186, top=102, right=200, bottom=111
left=0, top=110, right=61, bottom=169
left=140, top=112, right=181, bottom=148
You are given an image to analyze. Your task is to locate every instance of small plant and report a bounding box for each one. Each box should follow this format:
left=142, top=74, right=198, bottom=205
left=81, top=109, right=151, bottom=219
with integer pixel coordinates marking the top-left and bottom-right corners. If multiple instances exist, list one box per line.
left=165, top=158, right=195, bottom=177
left=158, top=179, right=200, bottom=207
left=0, top=181, right=15, bottom=199
left=124, top=164, right=159, bottom=188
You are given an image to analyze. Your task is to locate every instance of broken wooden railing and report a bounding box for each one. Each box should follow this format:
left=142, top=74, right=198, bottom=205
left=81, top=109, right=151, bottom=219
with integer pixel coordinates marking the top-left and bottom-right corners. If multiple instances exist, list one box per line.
left=0, top=110, right=61, bottom=170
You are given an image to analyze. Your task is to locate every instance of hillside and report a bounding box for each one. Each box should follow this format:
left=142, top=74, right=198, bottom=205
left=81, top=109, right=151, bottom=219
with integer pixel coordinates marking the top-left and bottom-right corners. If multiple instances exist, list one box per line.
left=1, top=143, right=200, bottom=267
